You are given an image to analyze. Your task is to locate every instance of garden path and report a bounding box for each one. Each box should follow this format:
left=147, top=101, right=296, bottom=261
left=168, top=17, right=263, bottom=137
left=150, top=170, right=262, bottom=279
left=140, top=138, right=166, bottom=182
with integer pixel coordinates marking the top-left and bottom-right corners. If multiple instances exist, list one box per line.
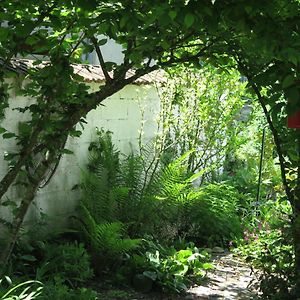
left=98, top=250, right=261, bottom=300
left=185, top=250, right=260, bottom=300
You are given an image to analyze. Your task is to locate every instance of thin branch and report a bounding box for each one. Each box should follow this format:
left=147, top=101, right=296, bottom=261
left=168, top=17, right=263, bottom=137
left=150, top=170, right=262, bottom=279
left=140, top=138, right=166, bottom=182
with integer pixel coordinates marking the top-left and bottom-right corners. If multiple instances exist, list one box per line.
left=68, top=32, right=86, bottom=58
left=90, top=36, right=112, bottom=83
left=160, top=41, right=216, bottom=67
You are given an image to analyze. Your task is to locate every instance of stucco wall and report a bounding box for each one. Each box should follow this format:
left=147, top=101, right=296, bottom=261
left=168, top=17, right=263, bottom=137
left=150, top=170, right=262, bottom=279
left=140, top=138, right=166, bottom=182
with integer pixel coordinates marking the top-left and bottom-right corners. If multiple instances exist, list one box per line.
left=0, top=81, right=160, bottom=229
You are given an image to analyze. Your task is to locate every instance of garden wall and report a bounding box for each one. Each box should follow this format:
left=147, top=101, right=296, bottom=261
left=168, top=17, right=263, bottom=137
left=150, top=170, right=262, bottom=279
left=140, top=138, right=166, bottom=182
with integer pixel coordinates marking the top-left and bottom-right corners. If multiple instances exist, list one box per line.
left=0, top=79, right=160, bottom=229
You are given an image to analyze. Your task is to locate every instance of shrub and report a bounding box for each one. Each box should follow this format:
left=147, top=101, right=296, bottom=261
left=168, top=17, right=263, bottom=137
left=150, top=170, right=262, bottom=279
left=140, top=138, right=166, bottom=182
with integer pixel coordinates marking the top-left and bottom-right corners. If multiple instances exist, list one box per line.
left=36, top=241, right=93, bottom=286
left=182, top=183, right=242, bottom=246
left=235, top=198, right=295, bottom=299
left=39, top=278, right=97, bottom=300
left=118, top=240, right=213, bottom=293
left=80, top=130, right=243, bottom=248
left=236, top=226, right=294, bottom=299
left=80, top=134, right=141, bottom=267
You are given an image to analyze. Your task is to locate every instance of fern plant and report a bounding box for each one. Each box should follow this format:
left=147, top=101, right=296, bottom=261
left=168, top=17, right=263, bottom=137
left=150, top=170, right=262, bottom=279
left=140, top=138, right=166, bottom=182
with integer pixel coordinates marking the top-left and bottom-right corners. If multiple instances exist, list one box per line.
left=79, top=130, right=141, bottom=267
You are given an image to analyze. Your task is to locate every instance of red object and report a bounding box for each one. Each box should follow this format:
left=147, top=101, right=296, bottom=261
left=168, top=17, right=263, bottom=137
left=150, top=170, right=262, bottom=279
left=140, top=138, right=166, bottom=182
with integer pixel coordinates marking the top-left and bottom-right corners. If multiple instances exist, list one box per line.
left=288, top=110, right=300, bottom=128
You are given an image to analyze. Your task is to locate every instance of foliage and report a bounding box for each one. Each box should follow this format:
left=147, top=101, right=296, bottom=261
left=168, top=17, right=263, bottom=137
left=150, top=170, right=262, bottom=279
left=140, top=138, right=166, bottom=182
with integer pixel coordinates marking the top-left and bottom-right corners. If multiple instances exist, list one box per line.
left=38, top=278, right=97, bottom=300
left=237, top=228, right=294, bottom=299
left=0, top=0, right=300, bottom=277
left=80, top=129, right=242, bottom=248
left=80, top=130, right=141, bottom=268
left=221, top=105, right=283, bottom=202
left=236, top=198, right=295, bottom=299
left=158, top=64, right=246, bottom=178
left=142, top=244, right=213, bottom=293
left=117, top=239, right=213, bottom=294
left=183, top=183, right=242, bottom=246
left=36, top=241, right=93, bottom=286
left=0, top=277, right=42, bottom=300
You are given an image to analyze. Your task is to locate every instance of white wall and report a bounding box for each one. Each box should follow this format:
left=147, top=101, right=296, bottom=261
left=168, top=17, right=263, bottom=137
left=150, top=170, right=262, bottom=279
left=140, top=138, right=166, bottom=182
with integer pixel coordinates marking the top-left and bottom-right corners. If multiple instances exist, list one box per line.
left=0, top=80, right=160, bottom=229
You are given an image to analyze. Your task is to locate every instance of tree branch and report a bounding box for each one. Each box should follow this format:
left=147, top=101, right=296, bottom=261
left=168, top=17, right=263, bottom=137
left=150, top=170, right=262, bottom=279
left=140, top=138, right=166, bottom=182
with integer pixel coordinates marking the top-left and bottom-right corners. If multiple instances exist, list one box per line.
left=90, top=36, right=112, bottom=83
left=234, top=54, right=294, bottom=206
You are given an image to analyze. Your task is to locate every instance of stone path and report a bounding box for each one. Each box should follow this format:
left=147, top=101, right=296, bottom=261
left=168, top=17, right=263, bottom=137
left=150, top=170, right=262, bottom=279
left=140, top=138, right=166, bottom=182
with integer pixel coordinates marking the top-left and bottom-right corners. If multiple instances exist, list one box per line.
left=185, top=251, right=260, bottom=300
left=97, top=251, right=261, bottom=300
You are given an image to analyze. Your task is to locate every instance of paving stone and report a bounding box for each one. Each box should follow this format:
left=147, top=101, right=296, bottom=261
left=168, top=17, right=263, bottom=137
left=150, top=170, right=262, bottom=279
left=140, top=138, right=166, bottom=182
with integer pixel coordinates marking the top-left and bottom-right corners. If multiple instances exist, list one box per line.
left=185, top=252, right=260, bottom=300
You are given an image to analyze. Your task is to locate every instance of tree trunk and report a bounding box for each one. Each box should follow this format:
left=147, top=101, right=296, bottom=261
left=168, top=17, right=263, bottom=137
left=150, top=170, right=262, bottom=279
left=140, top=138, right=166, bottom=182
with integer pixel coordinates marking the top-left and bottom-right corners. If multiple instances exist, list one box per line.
left=0, top=66, right=157, bottom=272
left=0, top=152, right=55, bottom=274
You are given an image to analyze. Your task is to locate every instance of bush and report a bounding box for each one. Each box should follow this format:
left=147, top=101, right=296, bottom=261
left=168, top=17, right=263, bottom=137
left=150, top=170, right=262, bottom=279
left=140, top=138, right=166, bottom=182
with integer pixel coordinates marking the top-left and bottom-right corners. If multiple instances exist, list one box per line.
left=36, top=241, right=93, bottom=286
left=117, top=239, right=213, bottom=294
left=236, top=198, right=294, bottom=299
left=39, top=278, right=97, bottom=300
left=80, top=130, right=242, bottom=248
left=182, top=183, right=242, bottom=246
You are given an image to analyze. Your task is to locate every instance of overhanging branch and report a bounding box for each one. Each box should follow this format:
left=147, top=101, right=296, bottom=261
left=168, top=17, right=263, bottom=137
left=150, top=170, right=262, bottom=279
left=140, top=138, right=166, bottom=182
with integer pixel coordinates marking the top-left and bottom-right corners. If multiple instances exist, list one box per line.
left=91, top=36, right=112, bottom=83
left=233, top=54, right=294, bottom=206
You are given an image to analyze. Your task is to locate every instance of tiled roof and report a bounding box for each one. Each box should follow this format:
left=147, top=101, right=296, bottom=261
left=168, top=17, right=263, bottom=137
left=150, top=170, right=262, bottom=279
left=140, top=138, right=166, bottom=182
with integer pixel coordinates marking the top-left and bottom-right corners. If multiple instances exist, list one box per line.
left=0, top=58, right=165, bottom=85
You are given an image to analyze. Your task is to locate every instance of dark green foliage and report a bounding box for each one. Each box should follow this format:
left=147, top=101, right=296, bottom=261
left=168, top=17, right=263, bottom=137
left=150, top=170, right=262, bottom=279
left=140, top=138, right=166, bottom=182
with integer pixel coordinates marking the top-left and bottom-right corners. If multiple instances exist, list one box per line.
left=36, top=242, right=93, bottom=286
left=80, top=206, right=140, bottom=263
left=38, top=278, right=97, bottom=300
left=236, top=198, right=295, bottom=299
left=237, top=227, right=294, bottom=299
left=81, top=130, right=242, bottom=247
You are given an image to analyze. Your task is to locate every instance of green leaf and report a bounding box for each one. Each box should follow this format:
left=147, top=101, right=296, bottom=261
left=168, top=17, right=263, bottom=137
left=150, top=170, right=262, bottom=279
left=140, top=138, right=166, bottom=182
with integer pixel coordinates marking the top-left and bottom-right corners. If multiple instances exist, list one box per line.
left=0, top=27, right=9, bottom=41
left=0, top=127, right=6, bottom=134
left=143, top=271, right=157, bottom=281
left=285, top=86, right=299, bottom=102
left=184, top=13, right=195, bottom=28
left=2, top=132, right=16, bottom=139
left=18, top=122, right=31, bottom=136
left=168, top=11, right=177, bottom=20
left=61, top=148, right=73, bottom=155
left=282, top=75, right=295, bottom=89
left=69, top=130, right=82, bottom=137
left=104, top=61, right=117, bottom=71
left=98, top=39, right=108, bottom=46
left=202, top=262, right=214, bottom=270
left=20, top=255, right=37, bottom=262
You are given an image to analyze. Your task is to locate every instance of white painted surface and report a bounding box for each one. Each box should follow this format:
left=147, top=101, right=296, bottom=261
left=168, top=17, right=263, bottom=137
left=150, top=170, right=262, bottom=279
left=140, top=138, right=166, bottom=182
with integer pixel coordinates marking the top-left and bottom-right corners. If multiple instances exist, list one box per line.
left=0, top=80, right=160, bottom=229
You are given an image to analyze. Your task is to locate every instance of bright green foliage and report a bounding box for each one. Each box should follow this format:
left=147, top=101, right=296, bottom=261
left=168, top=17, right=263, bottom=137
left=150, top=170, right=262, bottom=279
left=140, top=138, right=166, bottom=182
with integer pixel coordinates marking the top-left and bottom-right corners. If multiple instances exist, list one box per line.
left=118, top=239, right=213, bottom=294
left=222, top=105, right=282, bottom=200
left=143, top=245, right=212, bottom=293
left=183, top=183, right=242, bottom=246
left=159, top=64, right=246, bottom=177
left=36, top=242, right=93, bottom=286
left=0, top=277, right=43, bottom=300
